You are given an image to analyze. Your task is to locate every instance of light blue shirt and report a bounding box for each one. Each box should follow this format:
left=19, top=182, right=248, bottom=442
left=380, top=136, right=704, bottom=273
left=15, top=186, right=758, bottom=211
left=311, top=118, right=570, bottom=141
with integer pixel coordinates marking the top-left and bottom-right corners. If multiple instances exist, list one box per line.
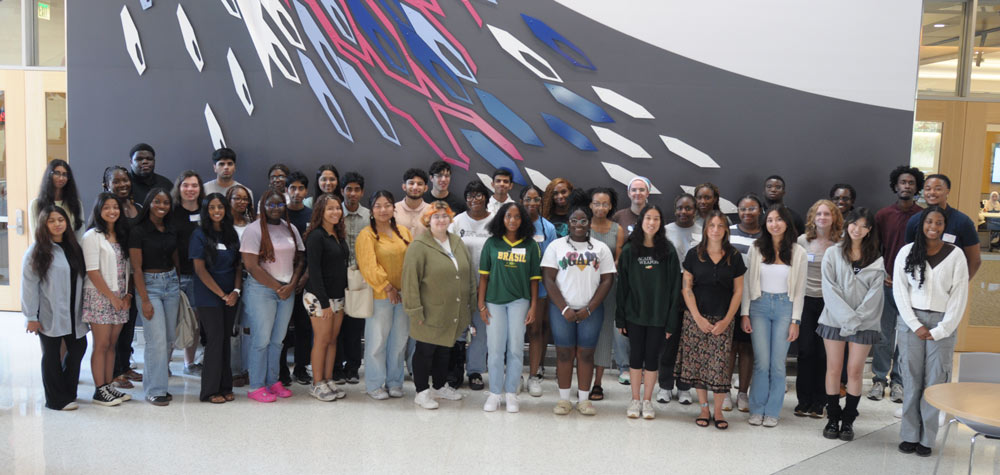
left=21, top=243, right=86, bottom=338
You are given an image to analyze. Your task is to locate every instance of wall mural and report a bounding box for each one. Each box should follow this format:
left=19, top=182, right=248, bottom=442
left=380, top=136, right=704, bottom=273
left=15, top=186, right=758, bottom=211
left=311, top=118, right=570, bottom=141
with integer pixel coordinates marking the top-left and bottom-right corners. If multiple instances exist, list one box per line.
left=70, top=1, right=914, bottom=214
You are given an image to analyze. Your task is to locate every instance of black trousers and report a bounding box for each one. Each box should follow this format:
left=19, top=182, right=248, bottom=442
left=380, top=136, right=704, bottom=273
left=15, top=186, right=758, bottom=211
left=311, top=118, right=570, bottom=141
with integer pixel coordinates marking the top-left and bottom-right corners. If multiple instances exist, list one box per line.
left=412, top=341, right=450, bottom=392
left=39, top=332, right=87, bottom=409
left=627, top=322, right=665, bottom=371
left=796, top=296, right=827, bottom=408
left=198, top=305, right=237, bottom=400
left=280, top=292, right=312, bottom=379
left=334, top=315, right=365, bottom=374
left=113, top=301, right=138, bottom=377
left=658, top=329, right=691, bottom=391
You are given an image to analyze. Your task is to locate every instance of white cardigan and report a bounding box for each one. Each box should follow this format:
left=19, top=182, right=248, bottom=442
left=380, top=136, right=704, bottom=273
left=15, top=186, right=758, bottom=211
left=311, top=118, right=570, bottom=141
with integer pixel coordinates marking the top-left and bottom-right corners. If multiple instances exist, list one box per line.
left=82, top=228, right=129, bottom=292
left=892, top=243, right=969, bottom=341
left=741, top=242, right=808, bottom=322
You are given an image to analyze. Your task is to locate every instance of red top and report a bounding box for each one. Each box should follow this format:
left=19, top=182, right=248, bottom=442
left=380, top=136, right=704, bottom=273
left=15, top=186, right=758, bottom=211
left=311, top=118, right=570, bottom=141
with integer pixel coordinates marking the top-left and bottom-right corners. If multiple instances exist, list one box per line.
left=876, top=202, right=923, bottom=279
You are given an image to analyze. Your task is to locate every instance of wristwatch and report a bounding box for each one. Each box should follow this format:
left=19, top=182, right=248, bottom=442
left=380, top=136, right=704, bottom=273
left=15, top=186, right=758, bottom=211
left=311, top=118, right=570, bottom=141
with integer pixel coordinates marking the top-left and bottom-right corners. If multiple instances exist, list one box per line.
left=233, top=288, right=242, bottom=295
left=792, top=319, right=801, bottom=325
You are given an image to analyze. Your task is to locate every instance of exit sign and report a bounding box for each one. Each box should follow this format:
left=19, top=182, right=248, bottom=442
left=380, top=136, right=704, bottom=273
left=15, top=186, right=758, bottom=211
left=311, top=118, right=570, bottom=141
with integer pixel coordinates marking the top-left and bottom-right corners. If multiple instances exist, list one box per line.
left=37, top=2, right=50, bottom=21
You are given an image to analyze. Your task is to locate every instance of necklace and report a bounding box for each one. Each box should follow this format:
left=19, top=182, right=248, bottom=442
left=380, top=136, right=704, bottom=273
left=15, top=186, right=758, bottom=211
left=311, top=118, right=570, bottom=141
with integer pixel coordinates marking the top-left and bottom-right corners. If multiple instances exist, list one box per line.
left=566, top=236, right=593, bottom=251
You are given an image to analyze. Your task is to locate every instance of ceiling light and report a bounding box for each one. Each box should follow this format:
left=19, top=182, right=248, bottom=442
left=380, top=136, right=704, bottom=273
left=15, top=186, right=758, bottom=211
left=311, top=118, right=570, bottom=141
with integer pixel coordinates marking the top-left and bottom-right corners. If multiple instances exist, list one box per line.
left=934, top=23, right=946, bottom=27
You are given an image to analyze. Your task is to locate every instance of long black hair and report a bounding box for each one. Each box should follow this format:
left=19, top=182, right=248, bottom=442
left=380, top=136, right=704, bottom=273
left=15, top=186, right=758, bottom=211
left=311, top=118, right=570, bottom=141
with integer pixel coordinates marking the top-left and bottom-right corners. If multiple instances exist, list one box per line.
left=31, top=206, right=85, bottom=282
left=314, top=164, right=344, bottom=200
left=198, top=193, right=240, bottom=268
left=628, top=204, right=672, bottom=261
left=841, top=208, right=881, bottom=268
left=135, top=187, right=174, bottom=228
left=904, top=206, right=947, bottom=288
left=368, top=190, right=409, bottom=244
left=755, top=205, right=796, bottom=265
left=37, top=159, right=83, bottom=231
left=488, top=202, right=535, bottom=241
left=87, top=192, right=129, bottom=242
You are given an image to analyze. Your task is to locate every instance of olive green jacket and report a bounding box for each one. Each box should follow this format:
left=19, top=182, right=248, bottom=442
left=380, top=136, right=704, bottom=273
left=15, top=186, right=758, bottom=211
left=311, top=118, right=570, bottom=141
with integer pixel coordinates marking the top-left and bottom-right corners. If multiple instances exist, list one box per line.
left=401, top=231, right=476, bottom=347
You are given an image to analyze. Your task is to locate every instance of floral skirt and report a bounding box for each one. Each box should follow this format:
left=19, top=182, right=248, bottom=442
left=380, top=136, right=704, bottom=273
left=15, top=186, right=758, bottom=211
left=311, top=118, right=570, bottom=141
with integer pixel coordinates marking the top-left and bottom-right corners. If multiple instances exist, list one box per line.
left=82, top=288, right=129, bottom=325
left=674, top=310, right=733, bottom=392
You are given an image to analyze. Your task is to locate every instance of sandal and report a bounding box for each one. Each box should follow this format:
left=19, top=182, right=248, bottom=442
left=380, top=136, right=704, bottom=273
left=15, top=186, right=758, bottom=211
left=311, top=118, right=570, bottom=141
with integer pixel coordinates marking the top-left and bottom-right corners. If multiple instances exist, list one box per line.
left=125, top=369, right=143, bottom=382
left=714, top=419, right=729, bottom=430
left=589, top=385, right=604, bottom=401
left=695, top=417, right=710, bottom=427
left=208, top=395, right=226, bottom=404
left=113, top=375, right=134, bottom=389
left=222, top=392, right=235, bottom=402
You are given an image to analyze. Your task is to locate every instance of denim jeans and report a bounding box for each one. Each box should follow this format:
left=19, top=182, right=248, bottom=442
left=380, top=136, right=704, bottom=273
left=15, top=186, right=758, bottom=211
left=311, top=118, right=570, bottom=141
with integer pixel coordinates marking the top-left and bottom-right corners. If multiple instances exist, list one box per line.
left=466, top=307, right=487, bottom=375
left=364, top=298, right=409, bottom=392
left=871, top=284, right=903, bottom=386
left=749, top=291, right=792, bottom=418
left=242, top=275, right=295, bottom=390
left=613, top=330, right=631, bottom=371
left=141, top=270, right=180, bottom=398
left=548, top=302, right=604, bottom=348
left=486, top=299, right=530, bottom=394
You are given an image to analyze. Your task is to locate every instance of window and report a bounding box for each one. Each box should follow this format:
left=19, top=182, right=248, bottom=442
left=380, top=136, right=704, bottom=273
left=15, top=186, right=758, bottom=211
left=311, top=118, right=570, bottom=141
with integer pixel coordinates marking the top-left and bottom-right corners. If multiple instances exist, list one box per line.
left=911, top=121, right=943, bottom=175
left=0, top=0, right=65, bottom=68
left=970, top=1, right=1000, bottom=94
left=34, top=0, right=64, bottom=67
left=918, top=1, right=967, bottom=94
left=0, top=0, right=23, bottom=67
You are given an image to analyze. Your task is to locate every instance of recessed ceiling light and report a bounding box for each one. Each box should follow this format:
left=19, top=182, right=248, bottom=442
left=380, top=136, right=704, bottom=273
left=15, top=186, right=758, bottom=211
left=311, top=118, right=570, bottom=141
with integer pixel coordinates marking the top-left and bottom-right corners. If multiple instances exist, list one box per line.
left=934, top=23, right=947, bottom=27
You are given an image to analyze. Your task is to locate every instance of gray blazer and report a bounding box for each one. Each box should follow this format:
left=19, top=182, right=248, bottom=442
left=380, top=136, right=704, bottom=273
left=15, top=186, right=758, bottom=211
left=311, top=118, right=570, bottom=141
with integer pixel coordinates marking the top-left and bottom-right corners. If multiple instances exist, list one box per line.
left=21, top=243, right=87, bottom=338
left=818, top=242, right=885, bottom=337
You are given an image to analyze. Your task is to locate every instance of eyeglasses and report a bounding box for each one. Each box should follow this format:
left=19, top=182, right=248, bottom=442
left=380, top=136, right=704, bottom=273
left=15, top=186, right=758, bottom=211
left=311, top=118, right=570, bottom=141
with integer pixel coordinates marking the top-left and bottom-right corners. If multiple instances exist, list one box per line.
left=466, top=193, right=485, bottom=201
left=429, top=214, right=451, bottom=221
left=738, top=207, right=759, bottom=212
left=569, top=218, right=590, bottom=225
left=51, top=171, right=68, bottom=178
left=590, top=202, right=611, bottom=209
left=265, top=203, right=286, bottom=210
left=432, top=173, right=451, bottom=179
left=232, top=197, right=251, bottom=203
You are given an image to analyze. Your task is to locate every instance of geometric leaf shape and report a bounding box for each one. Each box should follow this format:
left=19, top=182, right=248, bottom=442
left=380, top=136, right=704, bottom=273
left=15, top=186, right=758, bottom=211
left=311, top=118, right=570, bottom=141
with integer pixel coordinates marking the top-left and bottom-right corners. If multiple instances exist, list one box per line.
left=401, top=4, right=476, bottom=83
left=591, top=126, right=650, bottom=158
left=592, top=86, right=654, bottom=119
left=120, top=5, right=146, bottom=76
left=298, top=51, right=353, bottom=142
left=398, top=21, right=471, bottom=103
left=204, top=104, right=227, bottom=150
left=477, top=173, right=495, bottom=193
left=261, top=0, right=306, bottom=50
left=140, top=0, right=154, bottom=11
left=319, top=0, right=358, bottom=44
left=521, top=13, right=595, bottom=70
left=545, top=83, right=613, bottom=123
left=660, top=136, right=720, bottom=168
left=475, top=88, right=543, bottom=147
left=542, top=113, right=596, bottom=151
left=235, top=0, right=300, bottom=86
left=221, top=0, right=242, bottom=18
left=524, top=167, right=551, bottom=190
left=603, top=162, right=661, bottom=194
left=345, top=0, right=409, bottom=76
left=177, top=4, right=204, bottom=72
left=341, top=58, right=400, bottom=145
left=461, top=129, right=528, bottom=186
left=296, top=0, right=349, bottom=88
left=487, top=24, right=561, bottom=83
left=227, top=48, right=254, bottom=116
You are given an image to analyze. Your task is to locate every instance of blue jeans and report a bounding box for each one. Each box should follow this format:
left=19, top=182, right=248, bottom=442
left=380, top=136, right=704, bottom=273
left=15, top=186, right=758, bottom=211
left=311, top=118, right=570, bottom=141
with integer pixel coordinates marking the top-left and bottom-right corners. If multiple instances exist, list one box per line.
left=749, top=292, right=792, bottom=418
left=466, top=307, right=487, bottom=375
left=871, top=284, right=902, bottom=386
left=548, top=302, right=604, bottom=348
left=486, top=299, right=529, bottom=394
left=242, top=275, right=294, bottom=390
left=613, top=330, right=631, bottom=370
left=140, top=270, right=180, bottom=398
left=364, top=298, right=409, bottom=392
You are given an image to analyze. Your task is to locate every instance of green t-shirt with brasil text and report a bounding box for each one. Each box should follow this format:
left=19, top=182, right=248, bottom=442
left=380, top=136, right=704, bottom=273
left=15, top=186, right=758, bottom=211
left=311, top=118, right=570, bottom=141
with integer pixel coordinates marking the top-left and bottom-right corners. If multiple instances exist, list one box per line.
left=479, top=236, right=542, bottom=305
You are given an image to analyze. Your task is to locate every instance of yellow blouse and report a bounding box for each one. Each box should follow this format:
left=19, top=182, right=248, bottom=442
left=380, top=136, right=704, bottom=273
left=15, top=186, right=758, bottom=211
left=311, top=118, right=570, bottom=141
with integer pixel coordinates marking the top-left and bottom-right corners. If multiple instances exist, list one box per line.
left=355, top=225, right=412, bottom=299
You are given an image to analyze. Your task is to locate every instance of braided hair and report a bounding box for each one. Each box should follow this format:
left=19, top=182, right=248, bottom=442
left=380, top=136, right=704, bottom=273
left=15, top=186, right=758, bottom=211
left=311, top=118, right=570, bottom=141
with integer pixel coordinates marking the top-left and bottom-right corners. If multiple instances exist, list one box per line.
left=904, top=206, right=947, bottom=288
left=368, top=190, right=409, bottom=244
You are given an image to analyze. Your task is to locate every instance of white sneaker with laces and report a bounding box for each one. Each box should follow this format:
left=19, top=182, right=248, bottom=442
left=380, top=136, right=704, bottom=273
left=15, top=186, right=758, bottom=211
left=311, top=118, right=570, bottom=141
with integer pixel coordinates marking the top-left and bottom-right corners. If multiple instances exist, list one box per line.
left=722, top=392, right=734, bottom=411
left=484, top=393, right=502, bottom=412
left=641, top=400, right=656, bottom=420
left=656, top=388, right=672, bottom=404
left=627, top=399, right=641, bottom=418
left=367, top=388, right=389, bottom=400
left=310, top=383, right=336, bottom=402
left=763, top=416, right=779, bottom=427
left=748, top=413, right=763, bottom=426
left=505, top=393, right=519, bottom=413
left=414, top=389, right=439, bottom=409
left=527, top=376, right=543, bottom=397
left=435, top=385, right=463, bottom=401
left=737, top=392, right=750, bottom=412
left=678, top=389, right=693, bottom=405
left=388, top=387, right=404, bottom=398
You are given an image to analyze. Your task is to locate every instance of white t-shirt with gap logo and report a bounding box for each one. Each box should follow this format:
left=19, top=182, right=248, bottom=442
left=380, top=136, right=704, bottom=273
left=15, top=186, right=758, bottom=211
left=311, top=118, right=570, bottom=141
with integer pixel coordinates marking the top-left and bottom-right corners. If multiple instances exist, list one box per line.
left=541, top=236, right=616, bottom=308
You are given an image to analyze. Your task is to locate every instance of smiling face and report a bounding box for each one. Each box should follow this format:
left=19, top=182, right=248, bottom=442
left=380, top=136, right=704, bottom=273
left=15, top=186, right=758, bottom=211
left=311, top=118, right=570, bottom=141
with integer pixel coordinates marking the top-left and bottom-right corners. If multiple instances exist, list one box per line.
left=428, top=210, right=451, bottom=234
left=206, top=197, right=227, bottom=225
left=628, top=179, right=649, bottom=208
left=766, top=210, right=787, bottom=239
left=323, top=198, right=343, bottom=227
left=764, top=178, right=785, bottom=202
left=705, top=215, right=728, bottom=244
left=318, top=171, right=338, bottom=194
left=343, top=182, right=363, bottom=209
left=552, top=183, right=570, bottom=208
left=738, top=198, right=761, bottom=227
left=813, top=203, right=833, bottom=230
left=51, top=165, right=69, bottom=190
left=492, top=174, right=512, bottom=198
left=431, top=170, right=450, bottom=193
left=131, top=150, right=155, bottom=177
left=46, top=212, right=67, bottom=238
left=150, top=192, right=171, bottom=220
left=923, top=211, right=945, bottom=242
left=264, top=194, right=285, bottom=221
left=846, top=217, right=870, bottom=243
left=402, top=176, right=427, bottom=200
left=503, top=205, right=522, bottom=235
left=268, top=168, right=287, bottom=191
left=109, top=169, right=132, bottom=199
left=641, top=208, right=661, bottom=236
left=371, top=196, right=394, bottom=224
left=831, top=188, right=854, bottom=214
left=214, top=159, right=235, bottom=181
left=590, top=192, right=612, bottom=219
left=100, top=198, right=120, bottom=226
left=466, top=190, right=487, bottom=214
left=180, top=176, right=200, bottom=203
left=674, top=197, right=695, bottom=226
left=230, top=188, right=250, bottom=215
left=695, top=187, right=716, bottom=215
left=923, top=177, right=949, bottom=207
left=895, top=173, right=918, bottom=201
left=522, top=188, right=542, bottom=220
left=568, top=209, right=590, bottom=240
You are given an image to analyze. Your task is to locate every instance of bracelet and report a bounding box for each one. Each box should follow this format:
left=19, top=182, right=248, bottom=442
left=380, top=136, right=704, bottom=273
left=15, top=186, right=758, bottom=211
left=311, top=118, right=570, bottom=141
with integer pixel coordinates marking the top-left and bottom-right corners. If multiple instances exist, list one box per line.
left=233, top=288, right=241, bottom=295
left=792, top=320, right=801, bottom=325
left=479, top=306, right=486, bottom=312
left=586, top=307, right=592, bottom=316
left=561, top=305, right=570, bottom=316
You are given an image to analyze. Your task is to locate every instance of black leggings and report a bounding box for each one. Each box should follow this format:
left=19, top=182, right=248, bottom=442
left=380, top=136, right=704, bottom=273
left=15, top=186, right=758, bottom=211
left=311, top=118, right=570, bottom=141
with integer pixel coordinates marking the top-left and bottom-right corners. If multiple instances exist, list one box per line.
left=113, top=302, right=138, bottom=376
left=627, top=322, right=665, bottom=371
left=796, top=296, right=827, bottom=408
left=39, top=332, right=87, bottom=409
left=280, top=293, right=312, bottom=379
left=412, top=341, right=450, bottom=392
left=658, top=329, right=691, bottom=391
left=334, top=315, right=365, bottom=373
left=198, top=305, right=237, bottom=400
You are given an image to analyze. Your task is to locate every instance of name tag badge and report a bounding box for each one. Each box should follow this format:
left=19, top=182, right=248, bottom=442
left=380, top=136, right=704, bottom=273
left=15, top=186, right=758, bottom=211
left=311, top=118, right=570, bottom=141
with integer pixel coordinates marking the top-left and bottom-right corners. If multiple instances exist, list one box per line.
left=807, top=253, right=815, bottom=263
left=943, top=233, right=957, bottom=244
left=512, top=248, right=527, bottom=256
left=533, top=234, right=545, bottom=243
left=217, top=243, right=227, bottom=251
left=189, top=214, right=200, bottom=223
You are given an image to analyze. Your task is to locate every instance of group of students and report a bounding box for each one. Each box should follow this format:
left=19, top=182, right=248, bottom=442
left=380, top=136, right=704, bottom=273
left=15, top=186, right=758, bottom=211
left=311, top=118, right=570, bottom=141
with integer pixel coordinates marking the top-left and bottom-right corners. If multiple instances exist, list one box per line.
left=22, top=147, right=972, bottom=457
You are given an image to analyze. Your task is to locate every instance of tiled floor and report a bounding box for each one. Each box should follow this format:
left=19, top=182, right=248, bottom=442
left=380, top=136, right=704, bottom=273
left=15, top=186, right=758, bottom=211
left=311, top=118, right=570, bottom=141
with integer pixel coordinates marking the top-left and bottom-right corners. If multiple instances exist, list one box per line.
left=0, top=312, right=993, bottom=474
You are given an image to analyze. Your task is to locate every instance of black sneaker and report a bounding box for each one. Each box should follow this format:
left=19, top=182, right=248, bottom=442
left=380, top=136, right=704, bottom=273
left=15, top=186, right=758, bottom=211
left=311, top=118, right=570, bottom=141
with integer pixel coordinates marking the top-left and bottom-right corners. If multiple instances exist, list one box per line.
left=93, top=385, right=122, bottom=407
left=331, top=371, right=347, bottom=385
left=822, top=420, right=840, bottom=439
left=468, top=373, right=485, bottom=391
left=807, top=403, right=825, bottom=419
left=915, top=444, right=932, bottom=457
left=794, top=403, right=809, bottom=417
left=898, top=441, right=918, bottom=454
left=346, top=369, right=360, bottom=385
left=294, top=371, right=311, bottom=386
left=105, top=385, right=131, bottom=402
left=146, top=394, right=169, bottom=406
left=279, top=375, right=292, bottom=387
left=166, top=392, right=173, bottom=402
left=838, top=422, right=854, bottom=441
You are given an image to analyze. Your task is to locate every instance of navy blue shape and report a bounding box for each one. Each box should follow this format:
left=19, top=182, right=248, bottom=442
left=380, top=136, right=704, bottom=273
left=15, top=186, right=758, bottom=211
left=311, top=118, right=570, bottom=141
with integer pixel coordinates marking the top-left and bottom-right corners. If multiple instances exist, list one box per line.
left=521, top=13, right=596, bottom=70
left=460, top=129, right=528, bottom=185
left=545, top=83, right=614, bottom=123
left=474, top=88, right=543, bottom=147
left=397, top=20, right=471, bottom=103
left=345, top=0, right=409, bottom=76
left=541, top=113, right=597, bottom=151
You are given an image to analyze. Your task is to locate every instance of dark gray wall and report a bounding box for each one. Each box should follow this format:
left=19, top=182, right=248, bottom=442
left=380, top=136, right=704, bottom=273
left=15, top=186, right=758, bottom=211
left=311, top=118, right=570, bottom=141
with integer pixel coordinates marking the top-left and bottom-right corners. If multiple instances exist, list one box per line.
left=68, top=0, right=913, bottom=215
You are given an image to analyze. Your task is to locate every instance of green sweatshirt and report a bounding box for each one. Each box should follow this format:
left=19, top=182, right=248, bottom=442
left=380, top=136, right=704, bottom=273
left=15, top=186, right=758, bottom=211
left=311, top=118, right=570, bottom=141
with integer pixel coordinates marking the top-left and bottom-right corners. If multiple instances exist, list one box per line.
left=615, top=242, right=682, bottom=333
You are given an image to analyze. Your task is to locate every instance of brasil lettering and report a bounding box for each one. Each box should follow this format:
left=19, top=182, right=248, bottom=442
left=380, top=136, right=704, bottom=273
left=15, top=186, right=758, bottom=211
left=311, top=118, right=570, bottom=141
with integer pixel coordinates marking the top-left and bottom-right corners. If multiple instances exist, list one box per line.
left=497, top=251, right=528, bottom=264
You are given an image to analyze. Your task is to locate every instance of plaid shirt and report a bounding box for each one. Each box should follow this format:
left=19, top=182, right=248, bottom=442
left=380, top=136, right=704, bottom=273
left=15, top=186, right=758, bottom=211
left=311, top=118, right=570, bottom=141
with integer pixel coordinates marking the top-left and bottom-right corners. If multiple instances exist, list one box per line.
left=342, top=203, right=371, bottom=268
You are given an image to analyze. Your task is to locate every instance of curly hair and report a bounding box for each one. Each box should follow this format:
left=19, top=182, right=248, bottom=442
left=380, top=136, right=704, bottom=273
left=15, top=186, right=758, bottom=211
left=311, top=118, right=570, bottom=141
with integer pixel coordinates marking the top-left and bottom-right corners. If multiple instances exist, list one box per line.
left=804, top=199, right=843, bottom=243
left=889, top=166, right=925, bottom=194
left=541, top=178, right=574, bottom=219
left=693, top=182, right=721, bottom=211
left=488, top=202, right=535, bottom=241
left=587, top=187, right=618, bottom=217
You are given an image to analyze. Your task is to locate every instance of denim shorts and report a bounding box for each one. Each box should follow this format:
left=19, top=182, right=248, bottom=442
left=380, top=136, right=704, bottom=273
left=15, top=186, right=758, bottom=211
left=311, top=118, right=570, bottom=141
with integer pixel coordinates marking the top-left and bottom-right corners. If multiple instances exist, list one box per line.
left=548, top=302, right=604, bottom=349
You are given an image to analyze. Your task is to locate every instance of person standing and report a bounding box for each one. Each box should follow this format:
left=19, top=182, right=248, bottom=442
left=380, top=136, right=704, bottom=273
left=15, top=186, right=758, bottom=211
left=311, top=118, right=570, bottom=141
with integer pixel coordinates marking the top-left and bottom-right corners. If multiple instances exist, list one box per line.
left=127, top=143, right=173, bottom=205
left=23, top=206, right=88, bottom=410
left=30, top=159, right=84, bottom=238
left=278, top=171, right=312, bottom=386
left=486, top=169, right=515, bottom=214
left=611, top=176, right=651, bottom=236
left=102, top=166, right=143, bottom=389
left=894, top=206, right=969, bottom=457
left=658, top=193, right=700, bottom=404
left=869, top=166, right=924, bottom=402
left=395, top=168, right=431, bottom=237
left=589, top=187, right=628, bottom=398
left=190, top=193, right=243, bottom=403
left=728, top=193, right=764, bottom=412
left=303, top=164, right=342, bottom=208
left=693, top=182, right=729, bottom=228
left=762, top=175, right=805, bottom=236
left=203, top=148, right=250, bottom=200
left=904, top=174, right=981, bottom=278
left=424, top=160, right=466, bottom=213
left=228, top=184, right=256, bottom=239
left=542, top=178, right=574, bottom=237
left=171, top=171, right=205, bottom=375
left=616, top=205, right=682, bottom=420
left=829, top=184, right=857, bottom=216
left=521, top=185, right=557, bottom=396
left=331, top=172, right=369, bottom=385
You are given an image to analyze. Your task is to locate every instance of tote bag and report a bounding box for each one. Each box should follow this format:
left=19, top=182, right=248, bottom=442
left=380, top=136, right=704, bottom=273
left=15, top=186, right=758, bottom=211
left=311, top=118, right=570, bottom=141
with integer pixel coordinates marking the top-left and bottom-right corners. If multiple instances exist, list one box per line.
left=345, top=265, right=373, bottom=318
left=174, top=292, right=199, bottom=349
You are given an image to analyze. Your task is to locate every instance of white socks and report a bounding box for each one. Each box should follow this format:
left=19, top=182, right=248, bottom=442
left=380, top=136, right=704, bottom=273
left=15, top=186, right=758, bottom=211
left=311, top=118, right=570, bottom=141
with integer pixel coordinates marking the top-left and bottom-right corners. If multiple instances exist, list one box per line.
left=578, top=389, right=590, bottom=401
left=559, top=388, right=571, bottom=400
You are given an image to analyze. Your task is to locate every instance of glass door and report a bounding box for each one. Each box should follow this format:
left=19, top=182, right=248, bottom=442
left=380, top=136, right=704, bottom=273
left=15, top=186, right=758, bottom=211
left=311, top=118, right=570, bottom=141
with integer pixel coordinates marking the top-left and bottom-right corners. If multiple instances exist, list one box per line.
left=0, top=70, right=31, bottom=310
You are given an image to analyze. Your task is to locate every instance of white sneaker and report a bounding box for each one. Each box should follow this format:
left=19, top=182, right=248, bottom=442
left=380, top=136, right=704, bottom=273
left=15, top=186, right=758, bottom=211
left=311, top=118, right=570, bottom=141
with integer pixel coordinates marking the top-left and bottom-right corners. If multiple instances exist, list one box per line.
left=748, top=413, right=763, bottom=426
left=641, top=400, right=656, bottom=420
left=61, top=401, right=79, bottom=411
left=762, top=416, right=779, bottom=427
left=324, top=381, right=346, bottom=399
left=310, top=383, right=336, bottom=402
left=627, top=399, right=641, bottom=418
left=505, top=393, right=519, bottom=413
left=435, top=385, right=463, bottom=401
left=367, top=388, right=389, bottom=400
left=737, top=392, right=750, bottom=412
left=894, top=407, right=903, bottom=419
left=618, top=371, right=630, bottom=385
left=527, top=376, right=543, bottom=397
left=484, top=393, right=502, bottom=412
left=388, top=387, right=404, bottom=398
left=656, top=388, right=672, bottom=404
left=414, top=389, right=439, bottom=409
left=722, top=392, right=733, bottom=411
left=678, top=389, right=693, bottom=405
